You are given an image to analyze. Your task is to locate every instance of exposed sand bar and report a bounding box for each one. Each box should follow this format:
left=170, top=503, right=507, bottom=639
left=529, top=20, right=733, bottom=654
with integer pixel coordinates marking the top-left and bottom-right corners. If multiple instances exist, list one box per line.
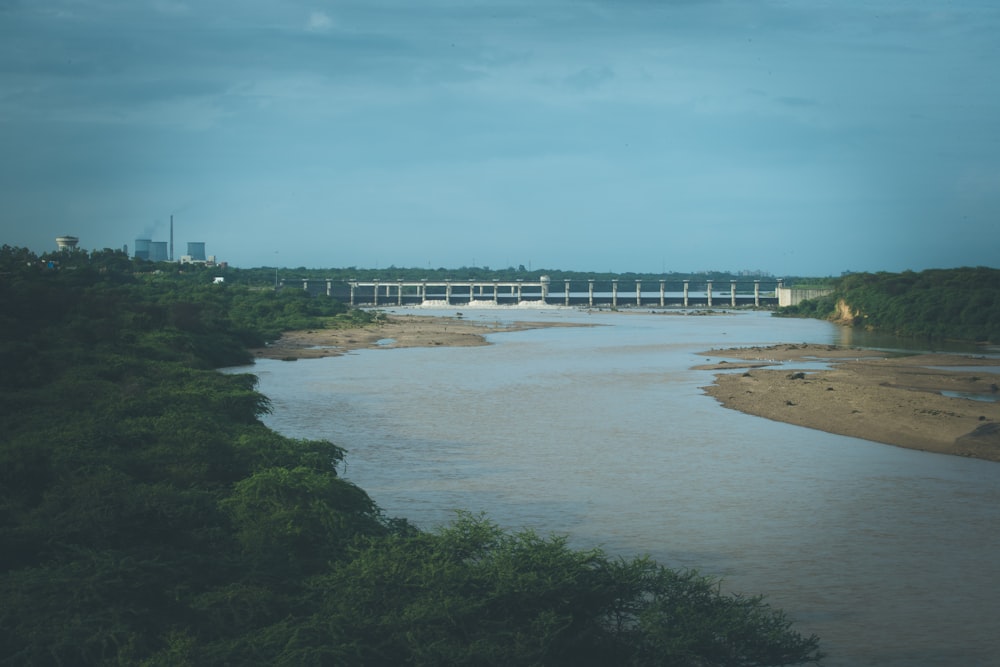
left=696, top=344, right=1000, bottom=462
left=256, top=318, right=1000, bottom=462
left=252, top=314, right=589, bottom=360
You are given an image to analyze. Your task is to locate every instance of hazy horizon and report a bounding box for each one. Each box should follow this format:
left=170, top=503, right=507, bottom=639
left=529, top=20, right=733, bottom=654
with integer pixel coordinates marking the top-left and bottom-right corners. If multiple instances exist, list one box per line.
left=3, top=1, right=998, bottom=276
left=16, top=246, right=1000, bottom=279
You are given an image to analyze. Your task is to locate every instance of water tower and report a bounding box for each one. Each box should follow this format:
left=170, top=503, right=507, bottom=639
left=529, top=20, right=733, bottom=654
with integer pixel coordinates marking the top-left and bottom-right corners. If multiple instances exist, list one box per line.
left=55, top=235, right=79, bottom=251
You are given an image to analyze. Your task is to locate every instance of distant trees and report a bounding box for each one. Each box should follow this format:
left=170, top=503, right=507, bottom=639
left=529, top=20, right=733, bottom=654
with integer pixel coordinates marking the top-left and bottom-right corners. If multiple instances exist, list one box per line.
left=778, top=267, right=1000, bottom=343
left=224, top=264, right=783, bottom=289
left=0, top=247, right=823, bottom=665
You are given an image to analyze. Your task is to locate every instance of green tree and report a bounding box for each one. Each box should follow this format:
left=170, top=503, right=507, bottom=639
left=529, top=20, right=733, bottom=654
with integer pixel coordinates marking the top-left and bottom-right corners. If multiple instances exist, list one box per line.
left=307, top=514, right=822, bottom=667
left=778, top=267, right=1000, bottom=342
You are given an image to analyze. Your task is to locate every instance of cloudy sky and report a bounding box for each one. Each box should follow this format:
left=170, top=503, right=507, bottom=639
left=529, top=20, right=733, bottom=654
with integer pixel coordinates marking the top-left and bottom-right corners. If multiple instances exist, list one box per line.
left=2, top=1, right=998, bottom=275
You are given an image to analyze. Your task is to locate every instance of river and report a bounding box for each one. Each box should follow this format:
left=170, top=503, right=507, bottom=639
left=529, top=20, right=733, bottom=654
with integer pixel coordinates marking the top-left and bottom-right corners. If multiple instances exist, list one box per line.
left=226, top=307, right=1000, bottom=666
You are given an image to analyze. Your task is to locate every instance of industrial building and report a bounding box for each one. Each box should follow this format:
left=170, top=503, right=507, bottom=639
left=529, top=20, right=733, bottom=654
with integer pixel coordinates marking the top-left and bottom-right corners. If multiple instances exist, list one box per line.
left=149, top=241, right=168, bottom=262
left=134, top=238, right=151, bottom=260
left=186, top=242, right=206, bottom=262
left=132, top=216, right=220, bottom=265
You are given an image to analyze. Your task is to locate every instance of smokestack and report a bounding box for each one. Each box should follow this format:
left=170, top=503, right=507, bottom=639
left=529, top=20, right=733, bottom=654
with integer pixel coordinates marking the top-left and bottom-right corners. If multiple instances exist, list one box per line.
left=170, top=215, right=174, bottom=262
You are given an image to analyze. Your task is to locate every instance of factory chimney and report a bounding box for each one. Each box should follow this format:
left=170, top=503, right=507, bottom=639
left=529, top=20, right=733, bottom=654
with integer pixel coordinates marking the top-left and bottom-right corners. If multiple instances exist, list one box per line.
left=170, top=215, right=174, bottom=262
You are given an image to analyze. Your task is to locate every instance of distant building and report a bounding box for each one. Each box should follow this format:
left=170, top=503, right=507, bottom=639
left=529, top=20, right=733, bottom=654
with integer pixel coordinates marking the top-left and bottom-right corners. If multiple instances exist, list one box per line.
left=149, top=241, right=168, bottom=262
left=180, top=243, right=220, bottom=266
left=134, top=238, right=151, bottom=260
left=187, top=242, right=207, bottom=262
left=55, top=236, right=79, bottom=251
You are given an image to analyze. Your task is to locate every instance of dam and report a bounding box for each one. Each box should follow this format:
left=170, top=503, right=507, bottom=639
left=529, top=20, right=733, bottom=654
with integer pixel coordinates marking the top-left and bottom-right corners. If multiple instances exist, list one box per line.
left=288, top=277, right=789, bottom=308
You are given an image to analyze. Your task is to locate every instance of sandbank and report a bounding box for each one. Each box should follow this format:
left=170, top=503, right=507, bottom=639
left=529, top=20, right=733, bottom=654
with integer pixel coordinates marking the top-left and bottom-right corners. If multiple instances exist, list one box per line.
left=251, top=314, right=587, bottom=360
left=696, top=344, right=1000, bottom=462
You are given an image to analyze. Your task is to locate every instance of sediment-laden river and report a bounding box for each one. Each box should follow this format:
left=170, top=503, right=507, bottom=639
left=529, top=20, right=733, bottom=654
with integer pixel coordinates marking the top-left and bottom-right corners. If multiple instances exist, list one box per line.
left=226, top=308, right=1000, bottom=666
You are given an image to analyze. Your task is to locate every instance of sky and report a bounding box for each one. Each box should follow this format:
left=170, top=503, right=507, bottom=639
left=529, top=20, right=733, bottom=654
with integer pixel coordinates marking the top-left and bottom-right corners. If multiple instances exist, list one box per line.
left=1, top=0, right=998, bottom=276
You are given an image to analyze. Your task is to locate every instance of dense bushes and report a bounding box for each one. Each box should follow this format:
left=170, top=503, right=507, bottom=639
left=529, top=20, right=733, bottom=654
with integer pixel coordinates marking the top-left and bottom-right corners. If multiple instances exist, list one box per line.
left=0, top=246, right=822, bottom=665
left=778, top=267, right=1000, bottom=343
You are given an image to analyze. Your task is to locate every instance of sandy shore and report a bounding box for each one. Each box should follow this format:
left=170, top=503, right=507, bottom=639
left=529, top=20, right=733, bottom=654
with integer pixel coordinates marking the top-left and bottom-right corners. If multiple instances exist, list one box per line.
left=696, top=344, right=1000, bottom=462
left=251, top=313, right=587, bottom=360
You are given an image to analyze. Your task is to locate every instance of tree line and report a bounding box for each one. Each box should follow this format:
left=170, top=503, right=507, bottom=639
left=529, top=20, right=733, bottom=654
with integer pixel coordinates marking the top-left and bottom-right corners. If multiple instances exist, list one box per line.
left=780, top=267, right=1000, bottom=343
left=173, top=263, right=784, bottom=289
left=1, top=245, right=822, bottom=666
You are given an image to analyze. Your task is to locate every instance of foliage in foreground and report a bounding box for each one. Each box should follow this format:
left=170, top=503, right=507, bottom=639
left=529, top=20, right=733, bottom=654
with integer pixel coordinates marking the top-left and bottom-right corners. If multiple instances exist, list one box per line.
left=0, top=246, right=822, bottom=665
left=778, top=267, right=1000, bottom=342
left=296, top=515, right=821, bottom=667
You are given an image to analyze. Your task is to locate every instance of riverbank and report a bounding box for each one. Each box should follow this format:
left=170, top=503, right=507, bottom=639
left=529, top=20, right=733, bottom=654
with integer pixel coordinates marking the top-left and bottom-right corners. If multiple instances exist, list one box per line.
left=251, top=313, right=587, bottom=359
left=696, top=344, right=1000, bottom=462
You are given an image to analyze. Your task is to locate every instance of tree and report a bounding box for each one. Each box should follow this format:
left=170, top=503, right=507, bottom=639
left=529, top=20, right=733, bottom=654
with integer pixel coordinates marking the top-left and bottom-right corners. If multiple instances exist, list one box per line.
left=221, top=466, right=386, bottom=577
left=777, top=267, right=1000, bottom=343
left=307, top=514, right=823, bottom=667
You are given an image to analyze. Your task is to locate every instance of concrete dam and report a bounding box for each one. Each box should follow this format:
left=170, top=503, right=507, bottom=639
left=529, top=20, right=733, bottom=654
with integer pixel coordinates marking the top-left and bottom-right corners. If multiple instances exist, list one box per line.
left=287, top=277, right=798, bottom=308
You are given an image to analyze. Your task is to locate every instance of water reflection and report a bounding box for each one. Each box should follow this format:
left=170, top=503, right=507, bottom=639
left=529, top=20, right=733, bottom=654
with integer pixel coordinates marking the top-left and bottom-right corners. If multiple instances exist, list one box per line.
left=940, top=390, right=1000, bottom=402
left=836, top=324, right=995, bottom=355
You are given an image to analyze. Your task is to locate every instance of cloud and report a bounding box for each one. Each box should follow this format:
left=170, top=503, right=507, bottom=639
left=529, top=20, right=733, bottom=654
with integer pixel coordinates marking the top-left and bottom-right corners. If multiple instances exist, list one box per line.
left=565, top=65, right=615, bottom=91
left=306, top=11, right=333, bottom=33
